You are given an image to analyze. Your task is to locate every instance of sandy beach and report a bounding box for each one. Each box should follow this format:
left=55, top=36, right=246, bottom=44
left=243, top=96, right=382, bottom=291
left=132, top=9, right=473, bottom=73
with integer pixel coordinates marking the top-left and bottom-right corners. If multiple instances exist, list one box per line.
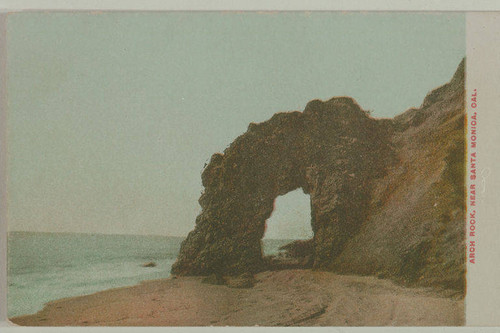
left=10, top=269, right=464, bottom=326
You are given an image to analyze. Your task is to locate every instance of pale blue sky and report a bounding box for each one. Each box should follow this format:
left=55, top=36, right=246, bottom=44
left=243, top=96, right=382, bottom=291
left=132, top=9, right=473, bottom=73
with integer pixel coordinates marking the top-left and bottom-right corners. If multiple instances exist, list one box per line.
left=6, top=12, right=465, bottom=238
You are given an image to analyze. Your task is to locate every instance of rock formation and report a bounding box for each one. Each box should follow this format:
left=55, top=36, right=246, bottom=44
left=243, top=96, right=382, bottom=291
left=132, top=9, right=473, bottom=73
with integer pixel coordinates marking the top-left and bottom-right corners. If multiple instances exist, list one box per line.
left=172, top=60, right=465, bottom=293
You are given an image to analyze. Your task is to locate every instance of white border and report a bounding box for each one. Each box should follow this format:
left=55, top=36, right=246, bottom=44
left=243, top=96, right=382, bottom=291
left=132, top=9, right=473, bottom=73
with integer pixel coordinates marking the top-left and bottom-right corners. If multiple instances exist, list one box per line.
left=466, top=12, right=500, bottom=326
left=2, top=1, right=500, bottom=332
left=0, top=0, right=498, bottom=12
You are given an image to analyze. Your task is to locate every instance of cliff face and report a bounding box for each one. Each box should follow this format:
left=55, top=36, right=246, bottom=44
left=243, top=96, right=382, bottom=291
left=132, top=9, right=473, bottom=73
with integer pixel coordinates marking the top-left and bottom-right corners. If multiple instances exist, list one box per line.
left=172, top=60, right=465, bottom=293
left=335, top=60, right=465, bottom=291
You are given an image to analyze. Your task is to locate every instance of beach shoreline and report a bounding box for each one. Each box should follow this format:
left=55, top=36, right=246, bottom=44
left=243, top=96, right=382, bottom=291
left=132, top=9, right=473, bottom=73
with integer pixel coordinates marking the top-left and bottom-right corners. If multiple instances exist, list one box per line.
left=9, top=269, right=464, bottom=327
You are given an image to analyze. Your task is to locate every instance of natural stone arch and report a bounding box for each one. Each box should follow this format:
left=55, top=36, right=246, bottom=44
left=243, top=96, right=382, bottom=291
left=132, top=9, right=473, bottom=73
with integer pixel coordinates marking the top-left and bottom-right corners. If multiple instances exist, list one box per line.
left=171, top=97, right=395, bottom=276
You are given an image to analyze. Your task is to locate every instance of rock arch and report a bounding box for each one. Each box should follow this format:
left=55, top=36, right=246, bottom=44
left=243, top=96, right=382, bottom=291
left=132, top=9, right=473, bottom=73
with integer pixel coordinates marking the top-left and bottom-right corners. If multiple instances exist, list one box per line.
left=172, top=61, right=466, bottom=293
left=171, top=97, right=395, bottom=276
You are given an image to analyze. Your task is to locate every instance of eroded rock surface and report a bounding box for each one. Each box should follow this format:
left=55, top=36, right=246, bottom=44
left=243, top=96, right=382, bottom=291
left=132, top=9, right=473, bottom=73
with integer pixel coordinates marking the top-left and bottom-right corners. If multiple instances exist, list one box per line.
left=172, top=60, right=465, bottom=293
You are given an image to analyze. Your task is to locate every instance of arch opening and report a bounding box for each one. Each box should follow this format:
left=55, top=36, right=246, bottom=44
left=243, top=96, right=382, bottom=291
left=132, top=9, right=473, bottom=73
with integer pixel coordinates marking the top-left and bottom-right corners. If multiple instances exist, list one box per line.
left=261, top=188, right=314, bottom=270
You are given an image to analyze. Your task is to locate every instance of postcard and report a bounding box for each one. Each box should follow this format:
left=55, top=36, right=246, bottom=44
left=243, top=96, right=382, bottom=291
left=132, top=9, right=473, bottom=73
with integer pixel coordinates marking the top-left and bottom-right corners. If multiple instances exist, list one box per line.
left=0, top=9, right=499, bottom=328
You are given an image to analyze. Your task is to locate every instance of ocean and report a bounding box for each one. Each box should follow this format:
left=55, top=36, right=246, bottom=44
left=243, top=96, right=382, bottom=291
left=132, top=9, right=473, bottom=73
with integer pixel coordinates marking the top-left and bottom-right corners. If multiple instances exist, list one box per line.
left=7, top=231, right=291, bottom=318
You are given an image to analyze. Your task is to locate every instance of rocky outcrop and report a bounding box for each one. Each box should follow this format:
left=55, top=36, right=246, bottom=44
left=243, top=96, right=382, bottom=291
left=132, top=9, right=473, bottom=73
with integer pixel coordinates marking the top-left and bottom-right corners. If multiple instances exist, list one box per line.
left=279, top=239, right=315, bottom=259
left=172, top=60, right=465, bottom=293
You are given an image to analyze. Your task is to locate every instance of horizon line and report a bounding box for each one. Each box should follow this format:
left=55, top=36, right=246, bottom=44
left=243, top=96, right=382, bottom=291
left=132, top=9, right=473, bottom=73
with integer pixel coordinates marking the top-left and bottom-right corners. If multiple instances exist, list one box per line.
left=6, top=230, right=300, bottom=241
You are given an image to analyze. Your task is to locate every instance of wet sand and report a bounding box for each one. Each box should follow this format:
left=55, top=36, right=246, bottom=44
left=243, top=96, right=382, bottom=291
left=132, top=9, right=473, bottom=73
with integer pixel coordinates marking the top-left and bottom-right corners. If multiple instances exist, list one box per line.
left=10, top=269, right=464, bottom=326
